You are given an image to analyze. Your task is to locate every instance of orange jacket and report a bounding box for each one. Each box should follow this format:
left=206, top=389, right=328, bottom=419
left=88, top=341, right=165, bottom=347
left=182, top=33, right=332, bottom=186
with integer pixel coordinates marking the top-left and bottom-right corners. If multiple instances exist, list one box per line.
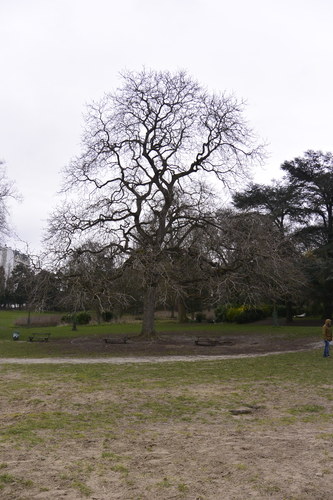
left=323, top=324, right=332, bottom=341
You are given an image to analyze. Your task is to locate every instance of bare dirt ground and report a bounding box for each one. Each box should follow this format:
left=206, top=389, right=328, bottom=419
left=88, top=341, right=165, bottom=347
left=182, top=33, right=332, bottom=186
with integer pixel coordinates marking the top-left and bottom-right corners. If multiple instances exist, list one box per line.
left=69, top=329, right=319, bottom=356
left=1, top=331, right=331, bottom=499
left=42, top=330, right=322, bottom=357
left=0, top=330, right=320, bottom=364
left=0, top=333, right=320, bottom=364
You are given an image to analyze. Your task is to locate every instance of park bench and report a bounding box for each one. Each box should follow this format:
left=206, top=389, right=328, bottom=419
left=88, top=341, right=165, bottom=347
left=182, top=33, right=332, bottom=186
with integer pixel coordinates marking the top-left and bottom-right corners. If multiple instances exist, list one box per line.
left=195, top=337, right=219, bottom=346
left=104, top=336, right=129, bottom=344
left=28, top=333, right=51, bottom=342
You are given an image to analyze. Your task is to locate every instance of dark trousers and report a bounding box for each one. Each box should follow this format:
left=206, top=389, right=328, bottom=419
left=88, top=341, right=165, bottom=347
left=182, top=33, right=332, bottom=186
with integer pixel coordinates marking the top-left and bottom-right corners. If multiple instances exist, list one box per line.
left=324, top=340, right=330, bottom=357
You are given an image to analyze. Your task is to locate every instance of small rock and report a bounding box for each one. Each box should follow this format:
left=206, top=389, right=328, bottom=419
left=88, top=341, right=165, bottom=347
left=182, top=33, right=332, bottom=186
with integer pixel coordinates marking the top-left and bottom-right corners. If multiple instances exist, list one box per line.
left=230, top=408, right=253, bottom=415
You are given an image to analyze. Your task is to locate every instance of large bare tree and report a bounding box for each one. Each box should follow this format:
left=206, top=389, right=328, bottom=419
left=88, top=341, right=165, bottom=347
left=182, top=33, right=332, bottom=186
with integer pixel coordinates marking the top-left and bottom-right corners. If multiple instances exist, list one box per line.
left=46, top=69, right=262, bottom=337
left=207, top=210, right=306, bottom=306
left=158, top=209, right=306, bottom=317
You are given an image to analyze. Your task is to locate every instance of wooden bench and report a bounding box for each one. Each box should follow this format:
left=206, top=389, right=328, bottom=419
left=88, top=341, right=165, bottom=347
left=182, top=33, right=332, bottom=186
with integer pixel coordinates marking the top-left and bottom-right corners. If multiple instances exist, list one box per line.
left=195, top=337, right=219, bottom=346
left=28, top=333, right=51, bottom=342
left=104, top=336, right=129, bottom=344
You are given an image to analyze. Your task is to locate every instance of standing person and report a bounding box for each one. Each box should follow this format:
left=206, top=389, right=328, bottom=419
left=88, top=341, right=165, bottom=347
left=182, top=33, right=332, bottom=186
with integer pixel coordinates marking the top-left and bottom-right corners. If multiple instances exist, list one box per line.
left=322, top=319, right=332, bottom=357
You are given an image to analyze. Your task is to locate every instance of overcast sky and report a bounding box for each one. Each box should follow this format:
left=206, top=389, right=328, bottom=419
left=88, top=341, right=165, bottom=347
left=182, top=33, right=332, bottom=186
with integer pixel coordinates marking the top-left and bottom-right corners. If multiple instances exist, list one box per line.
left=1, top=0, right=332, bottom=253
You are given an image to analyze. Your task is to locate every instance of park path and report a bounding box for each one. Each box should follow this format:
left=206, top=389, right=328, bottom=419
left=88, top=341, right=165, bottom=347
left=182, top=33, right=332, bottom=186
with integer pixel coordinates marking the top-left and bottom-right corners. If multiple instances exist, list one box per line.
left=0, top=344, right=321, bottom=364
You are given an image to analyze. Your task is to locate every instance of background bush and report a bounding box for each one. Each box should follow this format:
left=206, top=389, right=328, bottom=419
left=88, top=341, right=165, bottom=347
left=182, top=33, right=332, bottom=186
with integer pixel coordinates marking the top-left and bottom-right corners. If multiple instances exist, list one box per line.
left=234, top=308, right=266, bottom=323
left=195, top=312, right=206, bottom=323
left=101, top=311, right=113, bottom=322
left=76, top=312, right=91, bottom=325
left=215, top=304, right=271, bottom=323
left=15, top=314, right=62, bottom=327
left=61, top=312, right=92, bottom=325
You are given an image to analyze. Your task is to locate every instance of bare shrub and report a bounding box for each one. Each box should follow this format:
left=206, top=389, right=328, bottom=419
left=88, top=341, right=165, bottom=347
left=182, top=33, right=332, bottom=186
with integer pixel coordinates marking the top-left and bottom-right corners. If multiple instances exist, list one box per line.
left=14, top=314, right=62, bottom=327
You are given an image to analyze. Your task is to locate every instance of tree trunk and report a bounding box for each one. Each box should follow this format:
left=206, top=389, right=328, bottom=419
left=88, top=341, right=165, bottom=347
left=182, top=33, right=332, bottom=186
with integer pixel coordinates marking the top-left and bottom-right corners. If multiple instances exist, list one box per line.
left=323, top=298, right=333, bottom=320
left=72, top=312, right=77, bottom=331
left=140, top=284, right=157, bottom=339
left=272, top=302, right=279, bottom=326
left=177, top=299, right=188, bottom=323
left=285, top=300, right=294, bottom=323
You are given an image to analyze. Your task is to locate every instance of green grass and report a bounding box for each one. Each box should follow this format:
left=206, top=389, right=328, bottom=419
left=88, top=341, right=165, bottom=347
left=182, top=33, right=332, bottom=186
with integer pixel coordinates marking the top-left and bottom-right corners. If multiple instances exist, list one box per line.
left=0, top=473, right=33, bottom=489
left=0, top=350, right=332, bottom=455
left=0, top=347, right=327, bottom=387
left=0, top=309, right=321, bottom=338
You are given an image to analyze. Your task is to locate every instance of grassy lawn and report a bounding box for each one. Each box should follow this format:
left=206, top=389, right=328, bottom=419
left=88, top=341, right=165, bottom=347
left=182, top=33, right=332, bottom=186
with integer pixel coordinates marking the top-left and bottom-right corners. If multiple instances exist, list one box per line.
left=0, top=311, right=326, bottom=498
left=0, top=349, right=332, bottom=499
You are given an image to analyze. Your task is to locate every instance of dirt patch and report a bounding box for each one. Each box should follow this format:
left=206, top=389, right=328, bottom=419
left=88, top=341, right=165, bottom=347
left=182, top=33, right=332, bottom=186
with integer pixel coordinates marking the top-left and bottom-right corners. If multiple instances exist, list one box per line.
left=0, top=330, right=329, bottom=499
left=57, top=332, right=319, bottom=357
left=0, top=372, right=332, bottom=499
left=0, top=330, right=321, bottom=365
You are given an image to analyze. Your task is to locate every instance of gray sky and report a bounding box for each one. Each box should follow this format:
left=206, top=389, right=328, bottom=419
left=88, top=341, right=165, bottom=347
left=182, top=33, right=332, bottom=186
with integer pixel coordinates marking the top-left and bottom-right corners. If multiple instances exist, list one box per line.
left=1, top=0, right=332, bottom=253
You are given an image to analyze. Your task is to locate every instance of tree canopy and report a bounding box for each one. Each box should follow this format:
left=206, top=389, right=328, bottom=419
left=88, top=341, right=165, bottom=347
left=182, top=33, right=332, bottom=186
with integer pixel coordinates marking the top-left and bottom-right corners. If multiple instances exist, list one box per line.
left=232, top=180, right=305, bottom=233
left=46, top=69, right=263, bottom=337
left=281, top=150, right=333, bottom=249
left=231, top=150, right=333, bottom=318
